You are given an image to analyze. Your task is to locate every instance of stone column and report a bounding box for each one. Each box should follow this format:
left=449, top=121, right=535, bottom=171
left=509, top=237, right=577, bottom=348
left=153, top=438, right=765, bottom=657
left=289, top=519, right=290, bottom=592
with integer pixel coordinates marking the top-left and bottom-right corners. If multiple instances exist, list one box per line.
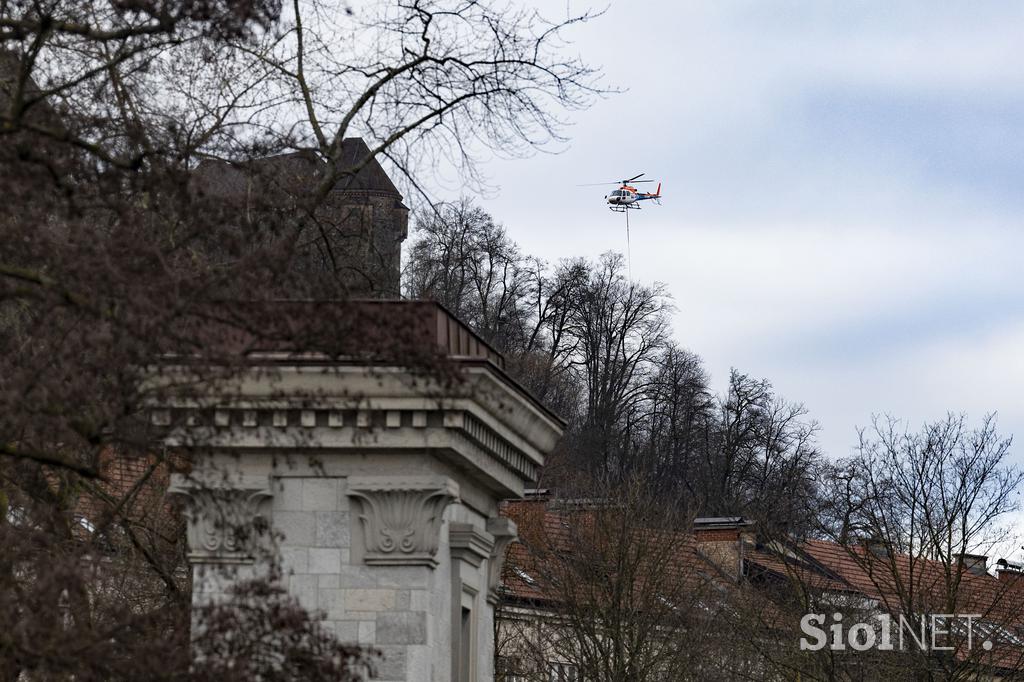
left=167, top=472, right=274, bottom=598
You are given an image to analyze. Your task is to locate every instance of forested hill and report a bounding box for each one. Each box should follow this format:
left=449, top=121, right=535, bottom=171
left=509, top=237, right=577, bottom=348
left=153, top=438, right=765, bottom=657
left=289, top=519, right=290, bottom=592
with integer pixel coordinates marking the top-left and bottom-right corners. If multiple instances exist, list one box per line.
left=403, top=199, right=822, bottom=534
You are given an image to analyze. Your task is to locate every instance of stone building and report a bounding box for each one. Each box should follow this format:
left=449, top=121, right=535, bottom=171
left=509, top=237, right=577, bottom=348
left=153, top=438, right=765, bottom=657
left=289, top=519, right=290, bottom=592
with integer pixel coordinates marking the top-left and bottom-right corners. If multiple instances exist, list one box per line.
left=161, top=145, right=563, bottom=681
left=192, top=138, right=409, bottom=297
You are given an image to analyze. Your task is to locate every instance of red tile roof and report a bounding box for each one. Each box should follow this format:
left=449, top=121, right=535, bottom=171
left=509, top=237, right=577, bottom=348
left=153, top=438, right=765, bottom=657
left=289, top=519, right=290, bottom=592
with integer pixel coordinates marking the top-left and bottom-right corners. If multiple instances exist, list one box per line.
left=499, top=499, right=1024, bottom=672
left=499, top=499, right=735, bottom=606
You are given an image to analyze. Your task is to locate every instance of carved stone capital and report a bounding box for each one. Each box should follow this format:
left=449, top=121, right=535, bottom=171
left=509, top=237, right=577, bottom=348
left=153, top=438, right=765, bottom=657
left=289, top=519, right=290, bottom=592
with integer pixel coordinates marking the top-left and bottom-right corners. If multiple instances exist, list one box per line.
left=348, top=476, right=459, bottom=568
left=168, top=473, right=273, bottom=564
left=486, top=516, right=518, bottom=604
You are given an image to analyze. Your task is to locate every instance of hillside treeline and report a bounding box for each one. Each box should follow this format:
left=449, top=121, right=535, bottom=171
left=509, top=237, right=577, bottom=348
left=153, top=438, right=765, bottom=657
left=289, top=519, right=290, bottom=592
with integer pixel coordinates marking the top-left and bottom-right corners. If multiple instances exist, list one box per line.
left=403, top=199, right=822, bottom=533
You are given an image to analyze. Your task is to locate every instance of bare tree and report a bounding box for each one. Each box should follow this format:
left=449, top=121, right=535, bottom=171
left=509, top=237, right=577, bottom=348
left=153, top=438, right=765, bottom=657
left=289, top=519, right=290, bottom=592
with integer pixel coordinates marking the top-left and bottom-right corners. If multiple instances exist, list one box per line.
left=692, top=370, right=821, bottom=533
left=800, top=414, right=1024, bottom=679
left=639, top=343, right=713, bottom=498
left=567, top=252, right=671, bottom=478
left=826, top=414, right=1020, bottom=560
left=0, top=0, right=606, bottom=678
left=495, top=477, right=728, bottom=682
left=403, top=198, right=532, bottom=348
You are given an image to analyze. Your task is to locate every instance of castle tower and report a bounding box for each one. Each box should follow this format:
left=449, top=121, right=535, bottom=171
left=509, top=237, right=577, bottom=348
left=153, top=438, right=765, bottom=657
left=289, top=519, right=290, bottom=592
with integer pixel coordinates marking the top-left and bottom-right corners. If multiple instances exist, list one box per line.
left=326, top=137, right=409, bottom=297
left=193, top=138, right=408, bottom=297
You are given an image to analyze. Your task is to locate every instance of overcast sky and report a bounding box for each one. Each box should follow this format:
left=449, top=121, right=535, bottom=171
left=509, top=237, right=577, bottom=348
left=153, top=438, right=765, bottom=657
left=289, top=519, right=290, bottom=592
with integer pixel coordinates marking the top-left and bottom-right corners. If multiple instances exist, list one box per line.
left=450, top=1, right=1024, bottom=468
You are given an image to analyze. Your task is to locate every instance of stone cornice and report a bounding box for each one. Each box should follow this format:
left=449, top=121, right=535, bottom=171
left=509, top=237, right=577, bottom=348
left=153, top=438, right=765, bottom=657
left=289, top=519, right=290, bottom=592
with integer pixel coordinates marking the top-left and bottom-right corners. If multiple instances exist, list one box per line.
left=449, top=522, right=496, bottom=568
left=447, top=411, right=540, bottom=482
left=153, top=406, right=541, bottom=485
left=145, top=361, right=563, bottom=450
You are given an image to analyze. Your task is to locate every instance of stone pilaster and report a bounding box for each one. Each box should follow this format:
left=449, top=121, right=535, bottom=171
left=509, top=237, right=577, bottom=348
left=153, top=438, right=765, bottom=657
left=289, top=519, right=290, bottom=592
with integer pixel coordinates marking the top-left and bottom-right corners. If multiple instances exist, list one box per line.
left=449, top=522, right=496, bottom=679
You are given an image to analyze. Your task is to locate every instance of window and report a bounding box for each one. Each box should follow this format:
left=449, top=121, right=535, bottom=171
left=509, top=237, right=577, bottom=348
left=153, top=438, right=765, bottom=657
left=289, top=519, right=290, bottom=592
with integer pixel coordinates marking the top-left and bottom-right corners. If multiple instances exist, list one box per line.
left=512, top=566, right=537, bottom=585
left=459, top=606, right=473, bottom=682
left=74, top=514, right=96, bottom=534
left=496, top=656, right=525, bottom=682
left=548, top=662, right=578, bottom=682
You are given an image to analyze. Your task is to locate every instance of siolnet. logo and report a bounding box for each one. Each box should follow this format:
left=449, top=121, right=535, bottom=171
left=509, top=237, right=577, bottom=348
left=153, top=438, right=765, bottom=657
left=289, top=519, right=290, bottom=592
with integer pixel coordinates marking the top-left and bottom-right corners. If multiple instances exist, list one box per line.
left=800, top=612, right=993, bottom=652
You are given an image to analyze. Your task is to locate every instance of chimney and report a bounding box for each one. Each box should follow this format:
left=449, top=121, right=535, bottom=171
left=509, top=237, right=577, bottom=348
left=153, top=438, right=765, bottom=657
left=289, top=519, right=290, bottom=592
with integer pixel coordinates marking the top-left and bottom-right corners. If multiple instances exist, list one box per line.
left=693, top=516, right=755, bottom=542
left=956, top=553, right=988, bottom=576
left=995, top=558, right=1024, bottom=582
left=693, top=517, right=754, bottom=581
left=860, top=537, right=889, bottom=558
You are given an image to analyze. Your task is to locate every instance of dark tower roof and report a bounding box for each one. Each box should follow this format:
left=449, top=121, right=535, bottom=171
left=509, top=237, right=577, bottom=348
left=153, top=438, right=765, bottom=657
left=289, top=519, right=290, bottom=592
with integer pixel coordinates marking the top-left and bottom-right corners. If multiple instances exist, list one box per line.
left=192, top=138, right=403, bottom=203
left=334, top=138, right=402, bottom=196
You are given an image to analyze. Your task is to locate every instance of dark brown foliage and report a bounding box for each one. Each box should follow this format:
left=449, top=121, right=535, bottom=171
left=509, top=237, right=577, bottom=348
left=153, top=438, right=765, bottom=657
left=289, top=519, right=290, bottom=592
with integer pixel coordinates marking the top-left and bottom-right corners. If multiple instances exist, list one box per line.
left=1, top=0, right=604, bottom=678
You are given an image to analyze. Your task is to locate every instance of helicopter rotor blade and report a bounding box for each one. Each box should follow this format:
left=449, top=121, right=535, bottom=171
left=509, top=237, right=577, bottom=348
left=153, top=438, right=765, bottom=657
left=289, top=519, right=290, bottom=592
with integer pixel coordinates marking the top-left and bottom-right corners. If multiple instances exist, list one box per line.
left=577, top=176, right=658, bottom=186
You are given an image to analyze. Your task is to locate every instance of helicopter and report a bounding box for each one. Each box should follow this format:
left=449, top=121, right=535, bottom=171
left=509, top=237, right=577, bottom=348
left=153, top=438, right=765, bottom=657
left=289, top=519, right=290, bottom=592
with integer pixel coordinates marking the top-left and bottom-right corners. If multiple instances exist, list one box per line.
left=579, top=172, right=663, bottom=276
left=581, top=173, right=663, bottom=211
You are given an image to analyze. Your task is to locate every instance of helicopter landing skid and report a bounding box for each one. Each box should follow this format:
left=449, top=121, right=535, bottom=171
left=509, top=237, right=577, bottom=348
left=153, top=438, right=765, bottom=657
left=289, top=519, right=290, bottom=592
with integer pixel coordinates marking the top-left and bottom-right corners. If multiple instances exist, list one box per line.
left=608, top=205, right=640, bottom=213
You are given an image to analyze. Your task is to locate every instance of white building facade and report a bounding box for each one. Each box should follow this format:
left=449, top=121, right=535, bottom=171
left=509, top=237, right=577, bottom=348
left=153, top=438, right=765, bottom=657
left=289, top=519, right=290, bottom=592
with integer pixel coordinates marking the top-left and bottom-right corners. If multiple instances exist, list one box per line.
left=158, top=303, right=563, bottom=681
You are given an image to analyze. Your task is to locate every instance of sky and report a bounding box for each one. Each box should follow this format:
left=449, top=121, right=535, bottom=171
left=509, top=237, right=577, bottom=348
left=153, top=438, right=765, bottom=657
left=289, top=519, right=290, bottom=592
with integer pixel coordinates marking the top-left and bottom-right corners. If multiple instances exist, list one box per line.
left=453, top=1, right=1024, bottom=471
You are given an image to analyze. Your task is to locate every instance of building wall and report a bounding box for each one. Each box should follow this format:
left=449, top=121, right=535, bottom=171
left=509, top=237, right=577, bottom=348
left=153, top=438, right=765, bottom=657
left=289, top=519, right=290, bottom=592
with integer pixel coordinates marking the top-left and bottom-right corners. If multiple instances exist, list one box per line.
left=319, top=191, right=408, bottom=298
left=160, top=309, right=563, bottom=681
left=191, top=145, right=409, bottom=298
left=266, top=473, right=494, bottom=681
left=168, top=391, right=557, bottom=682
left=273, top=474, right=452, bottom=680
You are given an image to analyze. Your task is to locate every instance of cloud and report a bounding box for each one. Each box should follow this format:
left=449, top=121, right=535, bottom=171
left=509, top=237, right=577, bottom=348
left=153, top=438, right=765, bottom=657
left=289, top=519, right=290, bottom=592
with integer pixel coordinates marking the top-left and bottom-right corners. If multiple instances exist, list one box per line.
left=455, top=1, right=1024, bottom=463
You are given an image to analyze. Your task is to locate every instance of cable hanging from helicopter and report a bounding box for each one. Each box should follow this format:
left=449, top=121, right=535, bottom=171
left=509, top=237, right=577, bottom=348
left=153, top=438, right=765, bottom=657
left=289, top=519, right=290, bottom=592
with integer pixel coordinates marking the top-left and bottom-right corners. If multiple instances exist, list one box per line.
left=577, top=173, right=664, bottom=278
